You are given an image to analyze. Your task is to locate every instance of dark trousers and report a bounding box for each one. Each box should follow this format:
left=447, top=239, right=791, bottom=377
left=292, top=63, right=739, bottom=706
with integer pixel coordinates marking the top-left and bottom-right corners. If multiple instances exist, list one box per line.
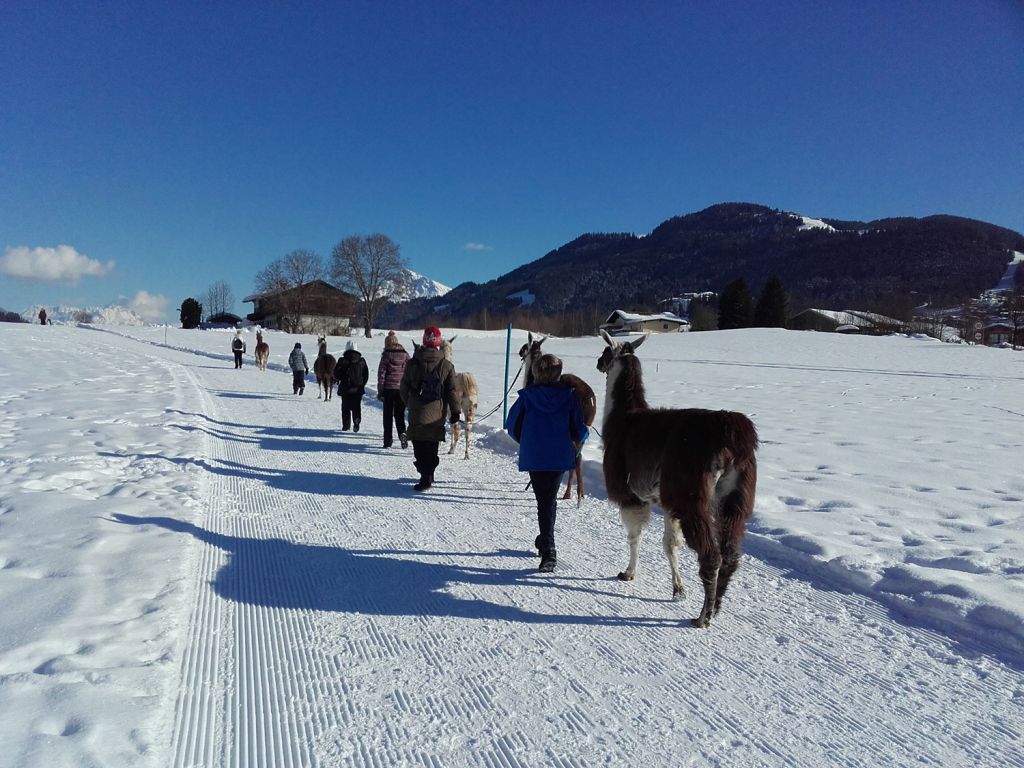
left=530, top=471, right=564, bottom=554
left=340, top=394, right=362, bottom=430
left=233, top=351, right=243, bottom=368
left=292, top=370, right=305, bottom=393
left=412, top=440, right=440, bottom=481
left=381, top=389, right=406, bottom=446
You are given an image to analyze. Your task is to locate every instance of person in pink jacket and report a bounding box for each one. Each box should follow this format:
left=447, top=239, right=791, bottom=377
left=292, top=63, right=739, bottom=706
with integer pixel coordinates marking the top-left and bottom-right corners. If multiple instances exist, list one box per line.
left=377, top=331, right=409, bottom=448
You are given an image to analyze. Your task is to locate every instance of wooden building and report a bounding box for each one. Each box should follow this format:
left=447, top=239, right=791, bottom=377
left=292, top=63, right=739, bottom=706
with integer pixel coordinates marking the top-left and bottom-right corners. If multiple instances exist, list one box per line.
left=600, top=310, right=689, bottom=335
left=243, top=280, right=356, bottom=335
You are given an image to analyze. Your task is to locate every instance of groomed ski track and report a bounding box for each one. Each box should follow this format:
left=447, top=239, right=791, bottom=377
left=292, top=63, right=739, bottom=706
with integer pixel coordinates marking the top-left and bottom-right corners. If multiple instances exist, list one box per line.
left=105, top=332, right=1021, bottom=767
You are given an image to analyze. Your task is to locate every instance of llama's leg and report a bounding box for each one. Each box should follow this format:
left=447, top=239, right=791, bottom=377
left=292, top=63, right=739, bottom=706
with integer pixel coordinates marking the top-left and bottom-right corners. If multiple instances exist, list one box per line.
left=462, top=419, right=471, bottom=459
left=662, top=515, right=685, bottom=600
left=576, top=455, right=584, bottom=504
left=448, top=422, right=460, bottom=454
left=693, top=550, right=722, bottom=628
left=617, top=504, right=650, bottom=582
left=714, top=543, right=741, bottom=617
left=713, top=474, right=754, bottom=616
left=561, top=468, right=573, bottom=500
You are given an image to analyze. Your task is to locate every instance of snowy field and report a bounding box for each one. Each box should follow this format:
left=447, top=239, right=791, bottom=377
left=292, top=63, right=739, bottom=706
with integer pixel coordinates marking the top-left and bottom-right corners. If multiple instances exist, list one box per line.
left=0, top=322, right=1022, bottom=767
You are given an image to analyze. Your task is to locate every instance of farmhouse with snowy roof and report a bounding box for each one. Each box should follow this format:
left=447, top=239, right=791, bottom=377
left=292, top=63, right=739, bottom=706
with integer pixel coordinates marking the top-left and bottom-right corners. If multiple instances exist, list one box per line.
left=600, top=309, right=689, bottom=335
left=243, top=280, right=356, bottom=335
left=789, top=308, right=903, bottom=335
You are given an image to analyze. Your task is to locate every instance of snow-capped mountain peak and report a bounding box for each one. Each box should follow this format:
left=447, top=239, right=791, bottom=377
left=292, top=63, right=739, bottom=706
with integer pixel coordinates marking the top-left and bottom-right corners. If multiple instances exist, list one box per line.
left=384, top=270, right=451, bottom=303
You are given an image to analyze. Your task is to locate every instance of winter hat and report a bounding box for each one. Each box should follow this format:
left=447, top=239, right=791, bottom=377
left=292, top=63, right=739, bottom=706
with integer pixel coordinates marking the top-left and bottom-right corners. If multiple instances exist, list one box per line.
left=422, top=326, right=442, bottom=349
left=345, top=340, right=358, bottom=352
left=385, top=330, right=399, bottom=349
left=294, top=342, right=301, bottom=349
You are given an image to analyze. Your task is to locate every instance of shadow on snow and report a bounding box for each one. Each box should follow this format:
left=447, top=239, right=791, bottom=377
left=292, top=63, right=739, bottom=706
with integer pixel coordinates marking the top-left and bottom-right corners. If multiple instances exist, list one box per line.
left=110, top=514, right=684, bottom=628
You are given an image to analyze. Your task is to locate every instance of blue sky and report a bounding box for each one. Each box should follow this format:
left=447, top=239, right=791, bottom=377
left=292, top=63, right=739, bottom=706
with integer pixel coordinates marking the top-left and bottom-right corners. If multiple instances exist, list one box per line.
left=2, top=1, right=1022, bottom=320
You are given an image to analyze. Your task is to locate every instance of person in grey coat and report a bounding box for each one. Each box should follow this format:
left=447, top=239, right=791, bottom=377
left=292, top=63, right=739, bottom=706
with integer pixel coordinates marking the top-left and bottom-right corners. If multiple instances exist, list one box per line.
left=288, top=343, right=309, bottom=395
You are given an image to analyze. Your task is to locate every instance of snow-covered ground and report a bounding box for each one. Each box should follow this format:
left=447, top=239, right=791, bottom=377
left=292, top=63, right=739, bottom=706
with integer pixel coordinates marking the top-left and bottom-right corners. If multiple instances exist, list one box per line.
left=0, top=323, right=1022, bottom=767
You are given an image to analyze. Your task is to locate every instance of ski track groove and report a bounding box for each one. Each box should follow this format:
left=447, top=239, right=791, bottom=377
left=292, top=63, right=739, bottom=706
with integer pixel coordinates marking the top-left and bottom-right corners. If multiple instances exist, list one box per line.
left=80, top=332, right=1020, bottom=768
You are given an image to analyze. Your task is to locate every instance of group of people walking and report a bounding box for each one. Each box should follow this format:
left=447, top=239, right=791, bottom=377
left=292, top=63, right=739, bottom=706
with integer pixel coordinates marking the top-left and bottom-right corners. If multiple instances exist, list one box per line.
left=246, top=325, right=588, bottom=573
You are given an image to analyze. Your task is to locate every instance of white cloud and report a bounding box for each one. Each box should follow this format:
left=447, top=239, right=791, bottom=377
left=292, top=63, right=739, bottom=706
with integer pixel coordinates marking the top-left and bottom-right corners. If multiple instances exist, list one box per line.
left=463, top=242, right=493, bottom=251
left=127, top=290, right=169, bottom=322
left=0, top=245, right=115, bottom=281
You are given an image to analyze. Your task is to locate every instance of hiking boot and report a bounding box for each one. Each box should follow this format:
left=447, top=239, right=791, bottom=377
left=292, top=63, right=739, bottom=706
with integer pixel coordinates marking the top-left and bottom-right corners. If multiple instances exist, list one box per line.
left=353, top=422, right=360, bottom=433
left=413, top=477, right=432, bottom=492
left=539, top=551, right=557, bottom=573
left=399, top=433, right=408, bottom=449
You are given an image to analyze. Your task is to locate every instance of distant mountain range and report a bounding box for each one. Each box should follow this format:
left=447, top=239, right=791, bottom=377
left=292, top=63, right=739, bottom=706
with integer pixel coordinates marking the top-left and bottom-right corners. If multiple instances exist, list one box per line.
left=383, top=203, right=1024, bottom=327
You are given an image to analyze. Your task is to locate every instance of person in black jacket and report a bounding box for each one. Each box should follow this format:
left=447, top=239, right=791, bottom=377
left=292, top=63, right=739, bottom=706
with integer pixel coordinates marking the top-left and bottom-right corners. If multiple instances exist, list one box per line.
left=334, top=340, right=369, bottom=431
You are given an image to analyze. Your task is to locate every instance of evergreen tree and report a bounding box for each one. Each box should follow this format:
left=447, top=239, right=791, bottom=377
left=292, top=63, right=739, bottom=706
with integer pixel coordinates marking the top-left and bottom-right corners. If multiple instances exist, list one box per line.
left=180, top=297, right=202, bottom=329
left=718, top=278, right=753, bottom=330
left=754, top=275, right=789, bottom=327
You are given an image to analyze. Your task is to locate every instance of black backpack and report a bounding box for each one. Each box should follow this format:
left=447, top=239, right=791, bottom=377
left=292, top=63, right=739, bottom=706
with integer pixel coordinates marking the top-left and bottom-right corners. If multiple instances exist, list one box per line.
left=232, top=337, right=244, bottom=352
left=417, top=362, right=443, bottom=403
left=343, top=360, right=364, bottom=391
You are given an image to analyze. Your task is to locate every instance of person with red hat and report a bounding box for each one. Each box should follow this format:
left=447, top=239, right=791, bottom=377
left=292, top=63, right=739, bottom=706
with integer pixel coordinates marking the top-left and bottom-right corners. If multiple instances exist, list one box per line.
left=399, top=327, right=461, bottom=491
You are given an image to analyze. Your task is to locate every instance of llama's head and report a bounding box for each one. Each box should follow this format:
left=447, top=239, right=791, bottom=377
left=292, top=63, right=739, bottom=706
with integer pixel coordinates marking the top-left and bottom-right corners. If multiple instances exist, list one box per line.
left=519, top=332, right=548, bottom=383
left=596, top=330, right=647, bottom=374
left=518, top=332, right=546, bottom=362
left=440, top=337, right=455, bottom=363
left=597, top=331, right=648, bottom=419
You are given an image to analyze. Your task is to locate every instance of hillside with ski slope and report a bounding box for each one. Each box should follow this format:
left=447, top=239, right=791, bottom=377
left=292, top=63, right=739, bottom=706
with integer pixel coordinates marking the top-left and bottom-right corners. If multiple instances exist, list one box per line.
left=0, top=323, right=1021, bottom=767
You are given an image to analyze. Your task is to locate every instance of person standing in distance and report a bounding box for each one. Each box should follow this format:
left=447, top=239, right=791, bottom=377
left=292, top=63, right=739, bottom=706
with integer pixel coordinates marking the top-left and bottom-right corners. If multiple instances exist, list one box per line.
left=333, top=340, right=369, bottom=431
left=288, top=342, right=309, bottom=395
left=399, top=327, right=461, bottom=491
left=231, top=331, right=247, bottom=369
left=505, top=353, right=589, bottom=573
left=377, top=331, right=409, bottom=448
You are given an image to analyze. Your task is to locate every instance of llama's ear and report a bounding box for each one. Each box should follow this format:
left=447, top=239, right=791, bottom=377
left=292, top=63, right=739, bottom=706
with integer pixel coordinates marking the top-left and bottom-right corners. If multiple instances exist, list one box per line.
left=448, top=334, right=457, bottom=345
left=631, top=333, right=649, bottom=351
left=527, top=331, right=534, bottom=344
left=537, top=336, right=547, bottom=348
left=600, top=329, right=614, bottom=346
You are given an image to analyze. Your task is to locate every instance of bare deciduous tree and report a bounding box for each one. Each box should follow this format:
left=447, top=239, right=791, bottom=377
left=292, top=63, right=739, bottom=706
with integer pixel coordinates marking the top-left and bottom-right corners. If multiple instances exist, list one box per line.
left=254, top=250, right=325, bottom=333
left=202, top=280, right=235, bottom=319
left=330, top=234, right=408, bottom=338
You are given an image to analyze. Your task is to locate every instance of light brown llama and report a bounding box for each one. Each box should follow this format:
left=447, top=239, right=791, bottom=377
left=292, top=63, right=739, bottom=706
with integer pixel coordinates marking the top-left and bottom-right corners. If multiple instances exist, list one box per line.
left=440, top=336, right=479, bottom=459
left=254, top=331, right=270, bottom=371
left=596, top=331, right=758, bottom=628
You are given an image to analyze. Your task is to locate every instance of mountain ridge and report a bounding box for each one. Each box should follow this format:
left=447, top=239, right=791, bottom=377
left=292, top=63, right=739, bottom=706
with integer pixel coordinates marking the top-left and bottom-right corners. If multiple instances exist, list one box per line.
left=387, top=203, right=1024, bottom=327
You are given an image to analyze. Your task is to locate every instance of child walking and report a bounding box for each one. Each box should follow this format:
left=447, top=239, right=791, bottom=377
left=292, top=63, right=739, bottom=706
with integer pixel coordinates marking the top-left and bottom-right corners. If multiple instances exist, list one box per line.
left=505, top=353, right=589, bottom=572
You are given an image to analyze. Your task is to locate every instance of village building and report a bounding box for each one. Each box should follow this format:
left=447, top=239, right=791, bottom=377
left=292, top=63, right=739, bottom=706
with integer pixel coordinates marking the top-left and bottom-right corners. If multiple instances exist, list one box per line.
left=980, top=321, right=1023, bottom=347
left=600, top=310, right=689, bottom=335
left=203, top=312, right=243, bottom=327
left=243, top=280, right=357, bottom=335
left=788, top=308, right=903, bottom=335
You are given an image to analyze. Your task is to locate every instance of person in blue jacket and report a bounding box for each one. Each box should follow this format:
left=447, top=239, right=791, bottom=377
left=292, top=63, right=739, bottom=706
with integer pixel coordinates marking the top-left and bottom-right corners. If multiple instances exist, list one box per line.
left=505, top=353, right=589, bottom=572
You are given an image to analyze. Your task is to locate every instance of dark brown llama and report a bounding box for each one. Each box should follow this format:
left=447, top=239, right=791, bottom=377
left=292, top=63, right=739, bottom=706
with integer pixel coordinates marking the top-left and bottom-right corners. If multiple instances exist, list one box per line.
left=596, top=330, right=758, bottom=628
left=314, top=336, right=336, bottom=401
left=518, top=332, right=597, bottom=503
